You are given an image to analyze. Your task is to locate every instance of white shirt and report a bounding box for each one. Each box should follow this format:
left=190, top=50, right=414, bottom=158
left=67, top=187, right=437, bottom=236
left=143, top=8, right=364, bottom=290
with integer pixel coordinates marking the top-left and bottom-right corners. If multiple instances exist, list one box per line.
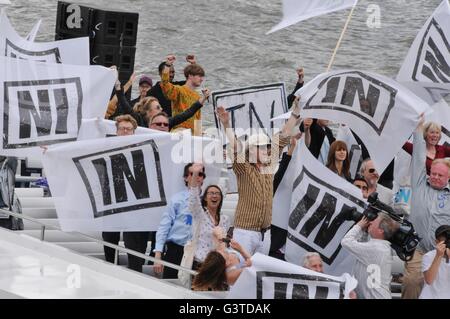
left=318, top=132, right=330, bottom=165
left=419, top=249, right=450, bottom=299
left=341, top=225, right=393, bottom=299
left=188, top=187, right=230, bottom=263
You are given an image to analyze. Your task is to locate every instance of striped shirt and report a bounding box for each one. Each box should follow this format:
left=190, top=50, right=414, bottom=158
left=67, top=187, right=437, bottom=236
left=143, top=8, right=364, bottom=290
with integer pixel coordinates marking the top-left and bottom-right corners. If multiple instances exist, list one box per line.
left=231, top=133, right=289, bottom=231
left=160, top=71, right=201, bottom=135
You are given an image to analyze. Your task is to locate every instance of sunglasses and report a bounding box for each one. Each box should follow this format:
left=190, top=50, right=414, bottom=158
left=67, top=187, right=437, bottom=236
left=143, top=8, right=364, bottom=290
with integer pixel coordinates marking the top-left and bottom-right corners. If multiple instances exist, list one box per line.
left=368, top=168, right=377, bottom=174
left=152, top=122, right=169, bottom=127
left=189, top=172, right=206, bottom=178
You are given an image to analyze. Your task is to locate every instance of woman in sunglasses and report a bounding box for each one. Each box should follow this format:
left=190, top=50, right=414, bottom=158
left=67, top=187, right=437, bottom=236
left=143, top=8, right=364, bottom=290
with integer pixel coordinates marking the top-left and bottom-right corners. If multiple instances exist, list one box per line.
left=188, top=163, right=230, bottom=270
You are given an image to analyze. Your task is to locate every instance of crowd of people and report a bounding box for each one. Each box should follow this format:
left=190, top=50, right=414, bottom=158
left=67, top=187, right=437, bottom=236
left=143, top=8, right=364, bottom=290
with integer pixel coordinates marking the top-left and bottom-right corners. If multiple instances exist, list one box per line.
left=15, top=52, right=447, bottom=299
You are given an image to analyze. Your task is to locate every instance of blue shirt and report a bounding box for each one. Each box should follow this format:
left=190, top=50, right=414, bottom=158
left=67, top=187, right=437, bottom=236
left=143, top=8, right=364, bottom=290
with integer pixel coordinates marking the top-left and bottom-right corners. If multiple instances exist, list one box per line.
left=154, top=189, right=193, bottom=252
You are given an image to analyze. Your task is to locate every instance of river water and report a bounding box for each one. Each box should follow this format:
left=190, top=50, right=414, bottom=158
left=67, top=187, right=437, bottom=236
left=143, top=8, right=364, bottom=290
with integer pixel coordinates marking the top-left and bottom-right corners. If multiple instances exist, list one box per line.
left=3, top=0, right=444, bottom=126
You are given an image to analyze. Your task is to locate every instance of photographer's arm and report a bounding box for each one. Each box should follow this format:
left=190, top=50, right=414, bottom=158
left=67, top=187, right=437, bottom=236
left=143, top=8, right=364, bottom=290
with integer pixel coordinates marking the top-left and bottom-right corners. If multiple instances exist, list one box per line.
left=341, top=218, right=373, bottom=263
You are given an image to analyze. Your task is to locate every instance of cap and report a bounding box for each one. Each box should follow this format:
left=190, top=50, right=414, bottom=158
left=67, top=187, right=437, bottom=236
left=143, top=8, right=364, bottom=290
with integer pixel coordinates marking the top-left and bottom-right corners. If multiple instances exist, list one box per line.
left=139, top=75, right=153, bottom=87
left=435, top=225, right=450, bottom=239
left=246, top=133, right=271, bottom=149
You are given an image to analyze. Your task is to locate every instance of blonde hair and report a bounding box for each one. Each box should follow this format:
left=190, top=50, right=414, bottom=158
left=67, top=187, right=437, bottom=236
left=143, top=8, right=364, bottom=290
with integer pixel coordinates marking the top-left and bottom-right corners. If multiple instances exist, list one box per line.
left=423, top=121, right=441, bottom=140
left=115, top=114, right=137, bottom=130
left=132, top=96, right=159, bottom=115
left=431, top=158, right=450, bottom=174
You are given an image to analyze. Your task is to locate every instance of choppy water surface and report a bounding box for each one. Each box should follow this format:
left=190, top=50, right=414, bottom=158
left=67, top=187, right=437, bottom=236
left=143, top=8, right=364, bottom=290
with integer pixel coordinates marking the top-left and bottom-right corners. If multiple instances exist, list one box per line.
left=4, top=0, right=443, bottom=126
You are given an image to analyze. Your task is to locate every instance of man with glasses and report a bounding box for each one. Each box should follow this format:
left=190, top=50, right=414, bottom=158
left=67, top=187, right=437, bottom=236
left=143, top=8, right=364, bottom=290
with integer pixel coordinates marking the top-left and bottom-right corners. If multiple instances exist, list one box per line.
left=102, top=115, right=151, bottom=273
left=359, top=158, right=393, bottom=204
left=154, top=163, right=206, bottom=279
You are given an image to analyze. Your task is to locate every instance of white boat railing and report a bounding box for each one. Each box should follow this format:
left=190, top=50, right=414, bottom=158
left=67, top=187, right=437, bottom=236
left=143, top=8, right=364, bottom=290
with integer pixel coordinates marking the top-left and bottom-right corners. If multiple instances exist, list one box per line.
left=0, top=207, right=198, bottom=277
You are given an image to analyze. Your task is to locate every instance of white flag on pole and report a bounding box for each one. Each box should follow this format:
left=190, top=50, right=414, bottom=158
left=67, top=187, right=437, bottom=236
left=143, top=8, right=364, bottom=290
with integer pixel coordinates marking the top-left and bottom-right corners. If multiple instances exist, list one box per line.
left=228, top=253, right=358, bottom=299
left=273, top=139, right=365, bottom=275
left=267, top=0, right=357, bottom=34
left=292, top=69, right=431, bottom=174
left=42, top=133, right=223, bottom=232
left=0, top=56, right=115, bottom=157
left=0, top=10, right=89, bottom=64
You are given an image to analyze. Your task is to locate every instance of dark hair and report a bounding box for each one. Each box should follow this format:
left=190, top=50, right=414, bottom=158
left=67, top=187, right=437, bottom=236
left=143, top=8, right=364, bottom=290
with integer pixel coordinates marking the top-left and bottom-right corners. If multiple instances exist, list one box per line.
left=201, top=185, right=223, bottom=225
left=150, top=111, right=169, bottom=124
left=353, top=173, right=367, bottom=185
left=326, top=140, right=350, bottom=179
left=183, top=163, right=205, bottom=186
left=184, top=64, right=205, bottom=78
left=158, top=61, right=174, bottom=75
left=435, top=224, right=450, bottom=239
left=192, top=251, right=228, bottom=291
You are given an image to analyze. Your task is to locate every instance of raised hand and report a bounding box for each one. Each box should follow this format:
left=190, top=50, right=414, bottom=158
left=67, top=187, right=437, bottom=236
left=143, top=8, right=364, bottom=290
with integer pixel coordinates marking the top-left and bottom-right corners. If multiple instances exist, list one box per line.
left=186, top=54, right=196, bottom=64
left=216, top=106, right=230, bottom=127
left=296, top=67, right=305, bottom=84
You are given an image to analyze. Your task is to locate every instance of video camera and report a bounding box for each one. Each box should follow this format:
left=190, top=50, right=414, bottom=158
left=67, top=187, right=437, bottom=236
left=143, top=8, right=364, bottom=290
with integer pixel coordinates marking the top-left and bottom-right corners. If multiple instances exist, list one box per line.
left=345, top=192, right=420, bottom=262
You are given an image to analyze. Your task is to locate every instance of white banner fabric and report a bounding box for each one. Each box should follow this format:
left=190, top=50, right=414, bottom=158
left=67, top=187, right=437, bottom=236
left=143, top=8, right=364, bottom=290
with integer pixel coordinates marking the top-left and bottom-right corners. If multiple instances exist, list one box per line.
left=0, top=11, right=89, bottom=64
left=25, top=19, right=42, bottom=42
left=273, top=139, right=366, bottom=275
left=294, top=69, right=431, bottom=174
left=397, top=0, right=450, bottom=97
left=228, top=253, right=357, bottom=299
left=0, top=56, right=115, bottom=157
left=42, top=132, right=223, bottom=232
left=267, top=0, right=357, bottom=34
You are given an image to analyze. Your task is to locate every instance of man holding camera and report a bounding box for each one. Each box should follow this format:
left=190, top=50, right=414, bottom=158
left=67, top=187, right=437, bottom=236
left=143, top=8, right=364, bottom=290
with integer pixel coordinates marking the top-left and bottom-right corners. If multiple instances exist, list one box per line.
left=341, top=214, right=399, bottom=299
left=419, top=225, right=450, bottom=299
left=403, top=116, right=450, bottom=299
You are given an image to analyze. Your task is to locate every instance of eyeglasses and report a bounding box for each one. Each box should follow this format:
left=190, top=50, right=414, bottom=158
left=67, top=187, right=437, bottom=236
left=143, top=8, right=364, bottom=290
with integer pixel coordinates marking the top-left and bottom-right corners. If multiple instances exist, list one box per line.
left=117, top=126, right=134, bottom=132
left=189, top=172, right=206, bottom=178
left=368, top=168, right=377, bottom=174
left=152, top=122, right=169, bottom=127
left=207, top=191, right=221, bottom=196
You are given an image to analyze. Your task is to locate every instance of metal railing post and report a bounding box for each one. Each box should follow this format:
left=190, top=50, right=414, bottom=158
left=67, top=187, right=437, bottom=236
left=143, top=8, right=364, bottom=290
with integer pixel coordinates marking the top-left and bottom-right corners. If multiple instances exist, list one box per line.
left=114, top=248, right=119, bottom=265
left=40, top=225, right=46, bottom=241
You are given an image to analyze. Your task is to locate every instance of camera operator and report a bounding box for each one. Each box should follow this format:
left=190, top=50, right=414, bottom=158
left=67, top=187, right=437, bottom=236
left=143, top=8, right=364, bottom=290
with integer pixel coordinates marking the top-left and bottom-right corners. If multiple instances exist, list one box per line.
left=419, top=225, right=450, bottom=299
left=403, top=115, right=450, bottom=299
left=341, top=213, right=399, bottom=299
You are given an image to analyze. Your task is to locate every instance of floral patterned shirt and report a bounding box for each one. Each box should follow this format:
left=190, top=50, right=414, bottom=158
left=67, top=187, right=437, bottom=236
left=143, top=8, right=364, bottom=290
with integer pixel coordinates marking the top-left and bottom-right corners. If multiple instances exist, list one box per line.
left=188, top=186, right=230, bottom=263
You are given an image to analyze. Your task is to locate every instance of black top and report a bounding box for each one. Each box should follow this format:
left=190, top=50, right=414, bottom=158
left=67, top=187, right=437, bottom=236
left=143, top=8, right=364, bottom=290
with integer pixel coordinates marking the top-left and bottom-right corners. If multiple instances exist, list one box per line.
left=300, top=119, right=335, bottom=159
left=115, top=88, right=204, bottom=130
left=287, top=81, right=304, bottom=108
left=147, top=80, right=186, bottom=117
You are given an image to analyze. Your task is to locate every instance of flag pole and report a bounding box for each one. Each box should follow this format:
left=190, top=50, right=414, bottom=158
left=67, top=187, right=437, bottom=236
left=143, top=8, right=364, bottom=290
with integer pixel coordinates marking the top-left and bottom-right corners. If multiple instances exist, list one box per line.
left=326, top=4, right=357, bottom=72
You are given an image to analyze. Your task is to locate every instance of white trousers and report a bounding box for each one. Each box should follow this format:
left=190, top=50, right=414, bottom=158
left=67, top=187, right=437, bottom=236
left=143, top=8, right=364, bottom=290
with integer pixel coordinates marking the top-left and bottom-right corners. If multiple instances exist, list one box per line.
left=232, top=227, right=271, bottom=256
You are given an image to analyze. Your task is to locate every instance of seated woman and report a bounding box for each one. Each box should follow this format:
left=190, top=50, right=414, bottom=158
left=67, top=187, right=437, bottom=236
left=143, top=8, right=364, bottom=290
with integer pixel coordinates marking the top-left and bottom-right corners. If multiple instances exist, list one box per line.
left=326, top=140, right=351, bottom=181
left=192, top=227, right=252, bottom=291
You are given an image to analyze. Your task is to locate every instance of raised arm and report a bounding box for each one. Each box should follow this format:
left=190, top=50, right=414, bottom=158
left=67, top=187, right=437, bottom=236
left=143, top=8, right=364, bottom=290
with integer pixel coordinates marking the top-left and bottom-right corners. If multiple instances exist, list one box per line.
left=160, top=55, right=180, bottom=101
left=216, top=106, right=240, bottom=153
left=287, top=67, right=304, bottom=107
left=411, top=114, right=427, bottom=189
left=169, top=88, right=210, bottom=129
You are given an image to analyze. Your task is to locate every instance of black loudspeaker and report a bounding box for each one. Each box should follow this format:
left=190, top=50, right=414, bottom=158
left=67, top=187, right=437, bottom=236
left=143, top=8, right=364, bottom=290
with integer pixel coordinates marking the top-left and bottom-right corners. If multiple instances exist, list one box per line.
left=55, top=1, right=138, bottom=46
left=90, top=45, right=136, bottom=71
left=55, top=1, right=138, bottom=85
